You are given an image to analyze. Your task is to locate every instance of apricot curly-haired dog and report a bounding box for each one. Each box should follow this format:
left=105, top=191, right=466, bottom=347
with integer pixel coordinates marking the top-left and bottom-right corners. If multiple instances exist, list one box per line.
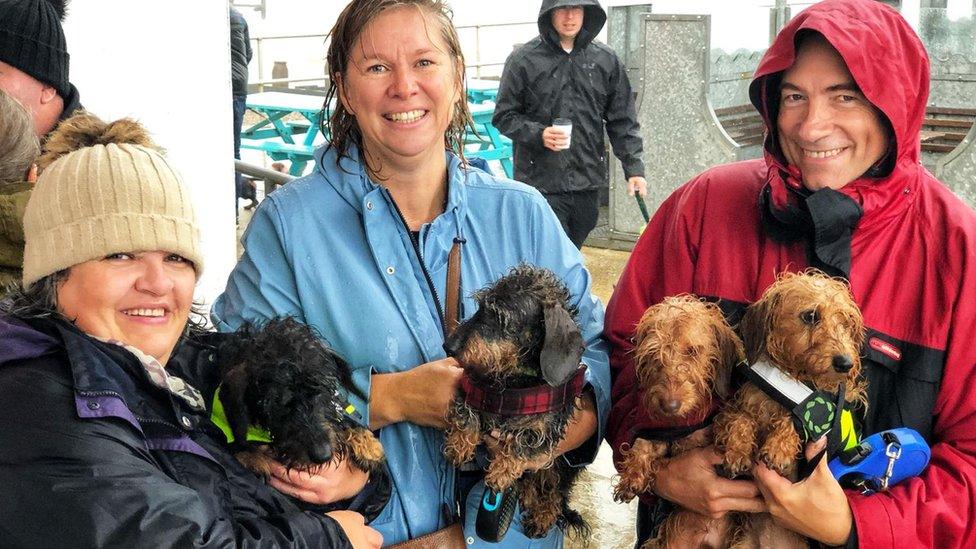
left=614, top=295, right=741, bottom=548
left=713, top=270, right=866, bottom=547
left=443, top=264, right=589, bottom=539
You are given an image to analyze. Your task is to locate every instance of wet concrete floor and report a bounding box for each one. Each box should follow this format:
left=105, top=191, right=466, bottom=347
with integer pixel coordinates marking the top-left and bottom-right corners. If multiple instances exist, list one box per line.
left=563, top=246, right=637, bottom=549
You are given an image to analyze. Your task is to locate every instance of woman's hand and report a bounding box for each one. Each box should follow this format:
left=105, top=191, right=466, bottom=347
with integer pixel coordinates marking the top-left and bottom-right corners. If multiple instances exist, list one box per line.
left=654, top=446, right=766, bottom=518
left=267, top=459, right=369, bottom=505
left=370, top=357, right=463, bottom=430
left=753, top=437, right=853, bottom=545
left=326, top=510, right=383, bottom=549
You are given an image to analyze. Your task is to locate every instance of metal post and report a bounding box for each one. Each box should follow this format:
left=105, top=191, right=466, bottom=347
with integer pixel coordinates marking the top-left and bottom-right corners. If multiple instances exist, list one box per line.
left=255, top=36, right=265, bottom=92
left=475, top=25, right=482, bottom=78
left=769, top=0, right=790, bottom=44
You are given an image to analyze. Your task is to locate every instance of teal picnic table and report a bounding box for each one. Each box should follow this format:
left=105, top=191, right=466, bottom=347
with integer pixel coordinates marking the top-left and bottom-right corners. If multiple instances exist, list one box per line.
left=466, top=102, right=513, bottom=178
left=241, top=91, right=328, bottom=176
left=466, top=78, right=499, bottom=104
left=243, top=91, right=512, bottom=179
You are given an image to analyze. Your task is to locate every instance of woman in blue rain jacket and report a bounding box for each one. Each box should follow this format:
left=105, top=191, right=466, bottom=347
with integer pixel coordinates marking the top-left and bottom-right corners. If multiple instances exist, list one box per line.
left=212, top=1, right=609, bottom=547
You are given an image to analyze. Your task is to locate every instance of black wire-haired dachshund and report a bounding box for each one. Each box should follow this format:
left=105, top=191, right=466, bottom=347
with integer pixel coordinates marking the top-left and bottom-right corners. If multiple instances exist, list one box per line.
left=216, top=317, right=385, bottom=478
left=443, top=264, right=590, bottom=539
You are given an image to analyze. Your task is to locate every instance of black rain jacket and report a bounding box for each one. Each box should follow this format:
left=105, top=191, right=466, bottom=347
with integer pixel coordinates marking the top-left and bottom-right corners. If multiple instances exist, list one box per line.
left=230, top=8, right=252, bottom=98
left=492, top=0, right=645, bottom=193
left=0, top=315, right=386, bottom=548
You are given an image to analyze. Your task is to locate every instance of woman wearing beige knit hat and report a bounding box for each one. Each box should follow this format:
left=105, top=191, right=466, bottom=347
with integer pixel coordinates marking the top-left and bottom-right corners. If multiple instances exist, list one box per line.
left=0, top=113, right=380, bottom=548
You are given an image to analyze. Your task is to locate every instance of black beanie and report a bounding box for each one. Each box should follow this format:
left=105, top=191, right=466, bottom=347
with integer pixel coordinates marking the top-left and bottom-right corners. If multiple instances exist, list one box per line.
left=0, top=0, right=70, bottom=99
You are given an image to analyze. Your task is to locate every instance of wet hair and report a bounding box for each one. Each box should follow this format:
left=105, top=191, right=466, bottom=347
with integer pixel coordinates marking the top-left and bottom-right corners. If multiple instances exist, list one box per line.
left=323, top=0, right=471, bottom=173
left=0, top=89, right=40, bottom=185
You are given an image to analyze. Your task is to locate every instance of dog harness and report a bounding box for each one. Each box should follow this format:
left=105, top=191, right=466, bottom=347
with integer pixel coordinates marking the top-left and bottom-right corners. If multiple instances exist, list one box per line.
left=459, top=365, right=587, bottom=417
left=209, top=386, right=362, bottom=444
left=742, top=360, right=857, bottom=450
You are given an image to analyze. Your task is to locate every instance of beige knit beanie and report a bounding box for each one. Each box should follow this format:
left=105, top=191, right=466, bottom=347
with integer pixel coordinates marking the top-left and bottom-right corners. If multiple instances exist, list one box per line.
left=22, top=114, right=203, bottom=286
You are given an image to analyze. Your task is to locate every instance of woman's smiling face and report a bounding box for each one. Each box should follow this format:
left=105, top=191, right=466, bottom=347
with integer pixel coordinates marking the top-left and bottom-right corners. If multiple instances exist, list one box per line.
left=337, top=6, right=462, bottom=171
left=57, top=251, right=196, bottom=365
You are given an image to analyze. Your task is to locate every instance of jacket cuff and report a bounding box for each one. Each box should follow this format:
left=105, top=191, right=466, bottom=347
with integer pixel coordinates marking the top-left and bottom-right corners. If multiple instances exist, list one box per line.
left=298, top=461, right=392, bottom=523
left=848, top=491, right=894, bottom=547
left=623, top=160, right=646, bottom=180
left=348, top=365, right=376, bottom=428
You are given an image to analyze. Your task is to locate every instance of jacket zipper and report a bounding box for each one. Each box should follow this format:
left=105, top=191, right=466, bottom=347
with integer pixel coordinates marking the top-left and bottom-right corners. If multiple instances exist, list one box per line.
left=79, top=389, right=185, bottom=432
left=384, top=189, right=447, bottom=332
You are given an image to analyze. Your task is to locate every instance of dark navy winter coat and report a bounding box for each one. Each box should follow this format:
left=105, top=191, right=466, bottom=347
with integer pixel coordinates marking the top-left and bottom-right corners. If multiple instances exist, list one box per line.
left=0, top=315, right=358, bottom=548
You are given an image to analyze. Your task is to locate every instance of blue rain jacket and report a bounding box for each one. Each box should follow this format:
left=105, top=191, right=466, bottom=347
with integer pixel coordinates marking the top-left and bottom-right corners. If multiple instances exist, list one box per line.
left=212, top=145, right=610, bottom=547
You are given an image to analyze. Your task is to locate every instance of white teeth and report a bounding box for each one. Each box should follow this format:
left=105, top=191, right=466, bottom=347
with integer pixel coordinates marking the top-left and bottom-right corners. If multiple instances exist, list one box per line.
left=803, top=147, right=846, bottom=159
left=386, top=110, right=425, bottom=123
left=124, top=308, right=165, bottom=318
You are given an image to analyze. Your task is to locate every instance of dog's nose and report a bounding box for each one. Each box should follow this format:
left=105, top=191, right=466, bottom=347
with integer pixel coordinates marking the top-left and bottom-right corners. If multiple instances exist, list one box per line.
left=308, top=442, right=333, bottom=464
left=832, top=354, right=854, bottom=373
left=443, top=336, right=460, bottom=357
left=662, top=400, right=681, bottom=414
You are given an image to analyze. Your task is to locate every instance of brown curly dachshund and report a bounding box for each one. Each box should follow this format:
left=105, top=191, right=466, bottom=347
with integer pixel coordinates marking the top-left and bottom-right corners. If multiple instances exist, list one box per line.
left=714, top=270, right=866, bottom=548
left=614, top=295, right=741, bottom=548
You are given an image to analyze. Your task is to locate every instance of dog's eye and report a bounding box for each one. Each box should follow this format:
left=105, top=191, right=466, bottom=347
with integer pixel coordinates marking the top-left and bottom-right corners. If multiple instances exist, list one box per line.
left=800, top=310, right=820, bottom=326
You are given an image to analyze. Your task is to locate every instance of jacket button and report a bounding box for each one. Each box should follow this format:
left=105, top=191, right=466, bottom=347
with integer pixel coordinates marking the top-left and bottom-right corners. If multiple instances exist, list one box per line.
left=366, top=201, right=374, bottom=211
left=386, top=266, right=395, bottom=275
left=87, top=401, right=100, bottom=410
left=181, top=416, right=193, bottom=428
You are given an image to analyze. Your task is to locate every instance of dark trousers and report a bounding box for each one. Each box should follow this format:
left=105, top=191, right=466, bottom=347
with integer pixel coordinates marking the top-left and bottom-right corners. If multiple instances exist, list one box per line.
left=542, top=189, right=600, bottom=249
left=232, top=94, right=247, bottom=202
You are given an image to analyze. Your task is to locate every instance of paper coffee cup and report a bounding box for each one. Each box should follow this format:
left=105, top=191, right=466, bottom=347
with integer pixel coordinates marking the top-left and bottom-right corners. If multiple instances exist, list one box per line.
left=553, top=118, right=572, bottom=150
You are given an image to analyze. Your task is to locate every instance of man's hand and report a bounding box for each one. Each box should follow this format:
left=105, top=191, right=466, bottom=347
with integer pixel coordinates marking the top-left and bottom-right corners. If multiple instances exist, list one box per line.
left=370, top=358, right=463, bottom=429
left=326, top=510, right=383, bottom=549
left=542, top=126, right=570, bottom=152
left=267, top=458, right=369, bottom=505
left=627, top=176, right=648, bottom=197
left=753, top=437, right=853, bottom=545
left=654, top=446, right=766, bottom=518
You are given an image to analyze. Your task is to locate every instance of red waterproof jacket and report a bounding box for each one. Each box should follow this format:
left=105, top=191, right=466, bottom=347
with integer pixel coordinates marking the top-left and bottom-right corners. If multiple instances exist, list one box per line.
left=605, top=0, right=976, bottom=546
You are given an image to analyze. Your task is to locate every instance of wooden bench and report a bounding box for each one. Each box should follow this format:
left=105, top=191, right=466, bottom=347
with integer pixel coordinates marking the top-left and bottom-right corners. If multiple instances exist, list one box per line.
left=921, top=106, right=975, bottom=153
left=714, top=104, right=764, bottom=146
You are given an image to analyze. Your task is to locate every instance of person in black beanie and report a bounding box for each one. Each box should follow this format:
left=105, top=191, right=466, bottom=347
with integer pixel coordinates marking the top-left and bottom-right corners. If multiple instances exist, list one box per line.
left=0, top=0, right=82, bottom=137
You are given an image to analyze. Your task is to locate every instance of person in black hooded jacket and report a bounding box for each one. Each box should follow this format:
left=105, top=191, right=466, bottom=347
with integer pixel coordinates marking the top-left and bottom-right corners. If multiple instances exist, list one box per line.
left=492, top=0, right=646, bottom=248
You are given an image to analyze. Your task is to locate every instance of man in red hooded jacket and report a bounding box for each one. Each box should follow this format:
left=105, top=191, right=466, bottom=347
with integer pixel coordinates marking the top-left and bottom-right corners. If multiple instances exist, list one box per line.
left=605, top=0, right=976, bottom=546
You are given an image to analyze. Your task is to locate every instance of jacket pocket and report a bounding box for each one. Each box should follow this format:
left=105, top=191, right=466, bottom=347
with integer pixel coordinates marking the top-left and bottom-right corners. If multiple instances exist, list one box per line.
left=861, top=329, right=943, bottom=439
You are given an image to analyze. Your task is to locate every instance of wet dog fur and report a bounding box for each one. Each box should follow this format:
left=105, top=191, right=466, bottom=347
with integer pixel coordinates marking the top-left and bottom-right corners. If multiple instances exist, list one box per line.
left=216, top=317, right=384, bottom=478
left=614, top=295, right=741, bottom=548
left=443, top=264, right=589, bottom=539
left=713, top=270, right=866, bottom=548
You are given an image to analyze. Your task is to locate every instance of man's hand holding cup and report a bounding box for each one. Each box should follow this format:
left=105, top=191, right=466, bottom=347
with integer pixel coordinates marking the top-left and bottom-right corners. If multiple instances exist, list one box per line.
left=543, top=118, right=572, bottom=152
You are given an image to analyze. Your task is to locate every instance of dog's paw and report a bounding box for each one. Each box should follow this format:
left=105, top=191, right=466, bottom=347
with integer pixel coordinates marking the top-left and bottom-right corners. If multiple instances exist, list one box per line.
left=485, top=459, right=524, bottom=491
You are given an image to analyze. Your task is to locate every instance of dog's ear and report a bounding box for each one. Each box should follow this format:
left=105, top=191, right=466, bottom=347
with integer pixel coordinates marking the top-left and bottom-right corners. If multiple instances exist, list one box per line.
left=220, top=365, right=253, bottom=446
left=540, top=302, right=584, bottom=386
left=711, top=316, right=743, bottom=400
left=738, top=296, right=771, bottom=364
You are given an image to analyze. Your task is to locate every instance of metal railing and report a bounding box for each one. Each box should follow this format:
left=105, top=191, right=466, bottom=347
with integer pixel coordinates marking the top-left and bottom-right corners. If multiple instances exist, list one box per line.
left=248, top=20, right=536, bottom=91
